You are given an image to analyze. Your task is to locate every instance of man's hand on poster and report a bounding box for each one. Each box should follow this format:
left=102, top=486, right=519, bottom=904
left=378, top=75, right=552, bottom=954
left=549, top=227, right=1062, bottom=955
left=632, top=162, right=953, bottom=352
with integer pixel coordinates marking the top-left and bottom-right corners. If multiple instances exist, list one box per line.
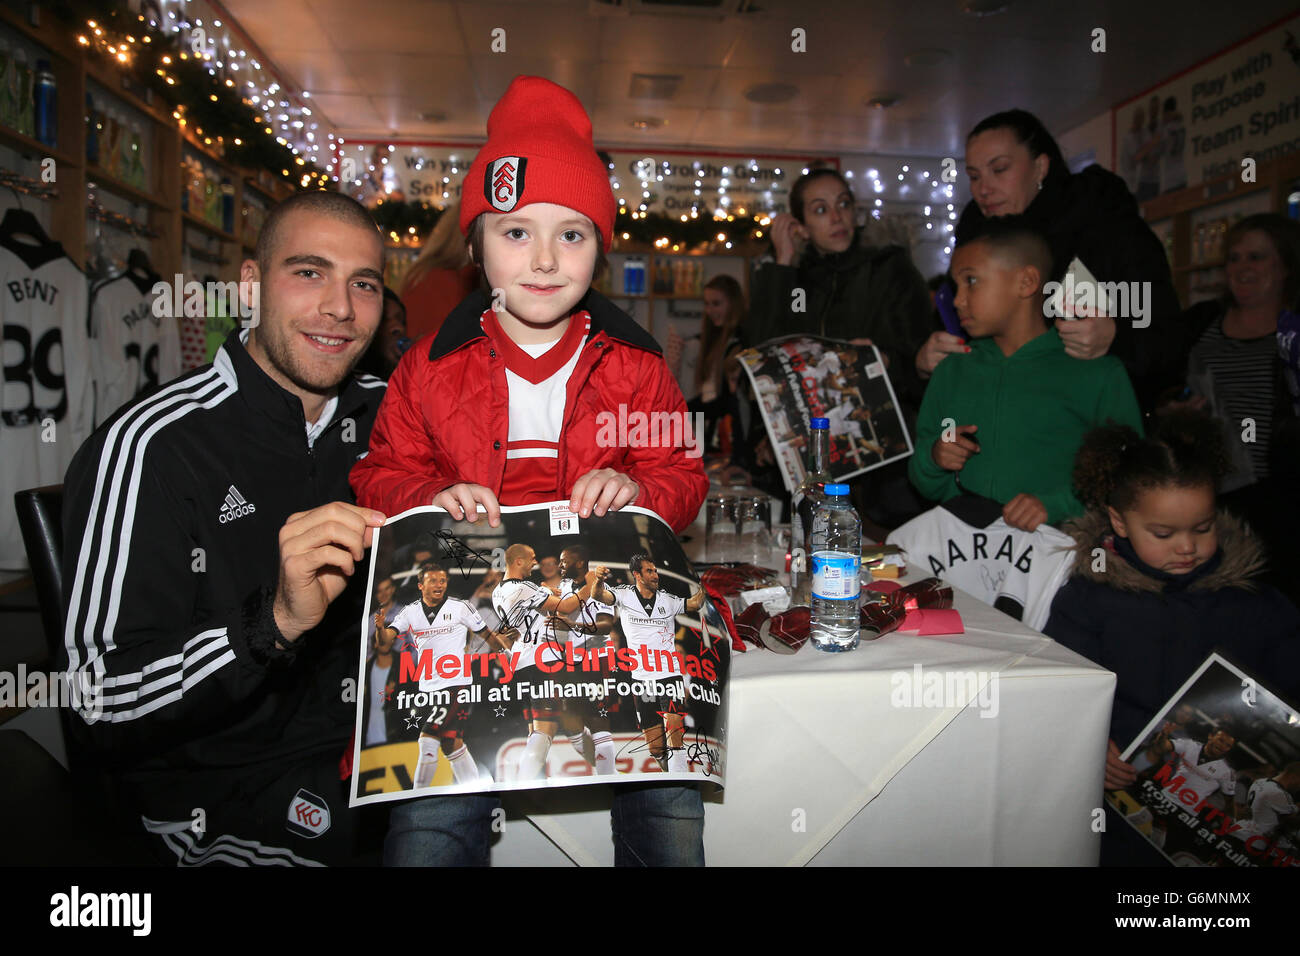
left=273, top=502, right=387, bottom=644
left=770, top=213, right=809, bottom=267
left=1104, top=738, right=1138, bottom=791
left=581, top=565, right=616, bottom=605
left=1001, top=492, right=1047, bottom=532
left=570, top=468, right=640, bottom=518
left=433, top=483, right=502, bottom=527
left=754, top=436, right=775, bottom=467
left=916, top=331, right=969, bottom=379
left=1057, top=310, right=1116, bottom=361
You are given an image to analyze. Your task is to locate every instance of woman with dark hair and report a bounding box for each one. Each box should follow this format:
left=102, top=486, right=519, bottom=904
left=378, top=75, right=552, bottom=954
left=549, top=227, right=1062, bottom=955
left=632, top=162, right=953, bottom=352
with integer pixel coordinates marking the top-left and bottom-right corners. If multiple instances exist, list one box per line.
left=1176, top=213, right=1300, bottom=604
left=923, top=109, right=1183, bottom=410
left=749, top=167, right=937, bottom=527
left=751, top=168, right=934, bottom=370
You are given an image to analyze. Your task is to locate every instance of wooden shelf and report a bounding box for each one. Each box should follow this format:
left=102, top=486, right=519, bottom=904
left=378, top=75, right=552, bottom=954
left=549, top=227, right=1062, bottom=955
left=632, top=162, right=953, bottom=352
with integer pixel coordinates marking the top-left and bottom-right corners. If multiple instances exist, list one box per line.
left=182, top=210, right=236, bottom=242
left=0, top=122, right=80, bottom=169
left=86, top=163, right=169, bottom=208
left=0, top=4, right=79, bottom=61
left=1142, top=151, right=1300, bottom=307
left=243, top=175, right=287, bottom=203
left=180, top=129, right=230, bottom=167
left=83, top=59, right=174, bottom=130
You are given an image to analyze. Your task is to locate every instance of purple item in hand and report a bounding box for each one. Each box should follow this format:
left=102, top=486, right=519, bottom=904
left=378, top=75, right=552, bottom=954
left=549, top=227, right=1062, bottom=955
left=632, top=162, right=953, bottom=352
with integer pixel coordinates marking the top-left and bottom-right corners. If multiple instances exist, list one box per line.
left=1279, top=309, right=1299, bottom=414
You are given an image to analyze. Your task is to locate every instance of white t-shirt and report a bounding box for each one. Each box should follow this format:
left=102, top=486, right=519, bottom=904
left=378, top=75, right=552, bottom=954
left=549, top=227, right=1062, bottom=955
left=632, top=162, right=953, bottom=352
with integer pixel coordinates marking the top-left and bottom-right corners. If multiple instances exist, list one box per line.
left=825, top=401, right=864, bottom=440
left=89, top=272, right=182, bottom=424
left=609, top=584, right=686, bottom=681
left=0, top=243, right=94, bottom=568
left=1164, top=737, right=1236, bottom=806
left=390, top=598, right=487, bottom=692
left=558, top=577, right=616, bottom=650
left=887, top=505, right=1076, bottom=631
left=492, top=578, right=562, bottom=668
left=1235, top=779, right=1296, bottom=841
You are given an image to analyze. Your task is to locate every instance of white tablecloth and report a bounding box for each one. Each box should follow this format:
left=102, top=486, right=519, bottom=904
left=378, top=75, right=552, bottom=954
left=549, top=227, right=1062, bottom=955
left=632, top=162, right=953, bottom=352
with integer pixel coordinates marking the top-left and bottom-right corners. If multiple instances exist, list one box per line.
left=492, top=525, right=1115, bottom=865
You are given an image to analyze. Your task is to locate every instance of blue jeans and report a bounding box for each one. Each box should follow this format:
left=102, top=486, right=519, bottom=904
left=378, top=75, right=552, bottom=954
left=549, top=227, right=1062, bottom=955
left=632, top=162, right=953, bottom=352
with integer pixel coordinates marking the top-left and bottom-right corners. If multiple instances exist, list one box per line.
left=383, top=784, right=704, bottom=867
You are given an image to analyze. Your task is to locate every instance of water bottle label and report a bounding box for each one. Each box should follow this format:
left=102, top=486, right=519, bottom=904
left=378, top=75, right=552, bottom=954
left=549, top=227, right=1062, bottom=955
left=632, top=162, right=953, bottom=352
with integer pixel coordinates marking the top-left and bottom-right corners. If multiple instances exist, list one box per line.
left=811, top=551, right=860, bottom=600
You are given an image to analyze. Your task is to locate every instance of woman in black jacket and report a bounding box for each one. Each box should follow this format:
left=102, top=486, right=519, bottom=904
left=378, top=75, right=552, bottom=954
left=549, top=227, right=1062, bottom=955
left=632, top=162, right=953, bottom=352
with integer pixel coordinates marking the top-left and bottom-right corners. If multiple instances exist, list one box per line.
left=749, top=168, right=937, bottom=527
left=923, top=110, right=1183, bottom=410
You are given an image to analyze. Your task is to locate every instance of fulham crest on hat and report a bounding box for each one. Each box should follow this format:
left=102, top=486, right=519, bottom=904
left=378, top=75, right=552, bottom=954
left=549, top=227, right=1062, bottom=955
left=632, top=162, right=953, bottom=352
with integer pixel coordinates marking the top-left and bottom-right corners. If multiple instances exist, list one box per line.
left=487, top=156, right=527, bottom=211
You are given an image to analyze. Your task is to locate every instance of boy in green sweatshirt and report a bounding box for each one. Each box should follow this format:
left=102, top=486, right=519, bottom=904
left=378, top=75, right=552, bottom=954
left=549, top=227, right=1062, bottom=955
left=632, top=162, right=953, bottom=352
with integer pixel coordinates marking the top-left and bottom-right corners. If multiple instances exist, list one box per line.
left=908, top=217, right=1143, bottom=530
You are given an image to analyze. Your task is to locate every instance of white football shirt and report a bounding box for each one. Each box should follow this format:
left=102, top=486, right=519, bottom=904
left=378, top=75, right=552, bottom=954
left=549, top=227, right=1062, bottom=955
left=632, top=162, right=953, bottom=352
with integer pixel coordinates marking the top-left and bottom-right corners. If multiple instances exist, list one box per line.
left=390, top=597, right=487, bottom=692
left=609, top=584, right=686, bottom=681
left=88, top=272, right=182, bottom=424
left=492, top=578, right=562, bottom=668
left=1163, top=737, right=1237, bottom=806
left=0, top=242, right=93, bottom=568
left=1235, top=779, right=1296, bottom=841
left=558, top=576, right=616, bottom=650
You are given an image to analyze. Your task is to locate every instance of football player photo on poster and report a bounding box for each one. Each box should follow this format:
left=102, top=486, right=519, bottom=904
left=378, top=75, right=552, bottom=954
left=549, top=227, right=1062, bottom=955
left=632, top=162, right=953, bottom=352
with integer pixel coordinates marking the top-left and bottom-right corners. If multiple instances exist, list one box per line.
left=1107, top=653, right=1300, bottom=868
left=736, top=335, right=914, bottom=494
left=349, top=502, right=731, bottom=806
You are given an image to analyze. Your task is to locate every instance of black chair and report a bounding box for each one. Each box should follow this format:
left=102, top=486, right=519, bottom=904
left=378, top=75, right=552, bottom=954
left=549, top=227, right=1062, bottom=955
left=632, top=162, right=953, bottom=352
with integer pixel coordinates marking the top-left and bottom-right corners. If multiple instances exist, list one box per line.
left=8, top=485, right=156, bottom=864
left=13, top=484, right=63, bottom=652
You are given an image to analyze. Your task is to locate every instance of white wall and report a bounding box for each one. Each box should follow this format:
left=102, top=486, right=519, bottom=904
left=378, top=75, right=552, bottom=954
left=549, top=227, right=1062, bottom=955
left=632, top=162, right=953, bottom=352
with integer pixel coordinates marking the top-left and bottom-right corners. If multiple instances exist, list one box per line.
left=1057, top=110, right=1114, bottom=173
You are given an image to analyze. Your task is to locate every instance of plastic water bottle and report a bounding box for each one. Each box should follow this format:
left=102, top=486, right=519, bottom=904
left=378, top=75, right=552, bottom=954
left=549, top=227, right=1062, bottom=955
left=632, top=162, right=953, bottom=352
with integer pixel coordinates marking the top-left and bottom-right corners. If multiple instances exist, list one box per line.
left=810, top=483, right=861, bottom=652
left=790, top=417, right=831, bottom=604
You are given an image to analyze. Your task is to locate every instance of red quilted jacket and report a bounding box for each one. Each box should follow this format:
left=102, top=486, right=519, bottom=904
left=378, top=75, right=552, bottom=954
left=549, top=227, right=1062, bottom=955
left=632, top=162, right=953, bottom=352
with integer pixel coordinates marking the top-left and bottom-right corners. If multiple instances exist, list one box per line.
left=351, top=289, right=708, bottom=532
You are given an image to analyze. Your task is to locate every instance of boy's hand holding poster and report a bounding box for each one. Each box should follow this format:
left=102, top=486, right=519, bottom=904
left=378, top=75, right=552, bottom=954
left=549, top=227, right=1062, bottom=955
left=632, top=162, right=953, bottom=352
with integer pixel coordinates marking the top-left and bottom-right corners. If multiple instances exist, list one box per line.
left=1106, top=653, right=1300, bottom=867
left=736, top=335, right=913, bottom=493
left=349, top=502, right=731, bottom=806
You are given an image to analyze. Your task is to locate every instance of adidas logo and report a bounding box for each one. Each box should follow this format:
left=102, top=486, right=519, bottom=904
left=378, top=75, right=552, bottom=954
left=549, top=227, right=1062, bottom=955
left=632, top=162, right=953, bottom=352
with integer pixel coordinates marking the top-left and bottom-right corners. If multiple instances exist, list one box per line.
left=218, top=485, right=257, bottom=524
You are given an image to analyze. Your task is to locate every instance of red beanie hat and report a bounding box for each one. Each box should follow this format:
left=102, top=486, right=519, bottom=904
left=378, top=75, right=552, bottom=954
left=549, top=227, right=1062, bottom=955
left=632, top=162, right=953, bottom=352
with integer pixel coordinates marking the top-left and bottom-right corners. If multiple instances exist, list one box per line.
left=460, top=76, right=615, bottom=251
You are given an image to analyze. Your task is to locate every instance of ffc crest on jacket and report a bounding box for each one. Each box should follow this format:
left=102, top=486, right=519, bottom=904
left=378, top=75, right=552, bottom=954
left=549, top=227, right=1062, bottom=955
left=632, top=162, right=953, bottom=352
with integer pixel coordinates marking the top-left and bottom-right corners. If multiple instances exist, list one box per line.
left=887, top=495, right=1075, bottom=631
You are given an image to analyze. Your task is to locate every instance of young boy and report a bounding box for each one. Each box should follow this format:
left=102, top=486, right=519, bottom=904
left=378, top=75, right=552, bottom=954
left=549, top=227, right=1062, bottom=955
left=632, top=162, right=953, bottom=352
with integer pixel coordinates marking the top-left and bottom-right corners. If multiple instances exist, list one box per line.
left=351, top=76, right=708, bottom=866
left=908, top=217, right=1143, bottom=530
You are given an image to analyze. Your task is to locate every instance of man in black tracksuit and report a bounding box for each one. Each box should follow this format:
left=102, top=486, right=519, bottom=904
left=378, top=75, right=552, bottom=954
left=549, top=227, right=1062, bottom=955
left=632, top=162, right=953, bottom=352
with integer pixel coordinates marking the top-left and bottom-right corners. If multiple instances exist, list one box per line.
left=60, top=192, right=390, bottom=865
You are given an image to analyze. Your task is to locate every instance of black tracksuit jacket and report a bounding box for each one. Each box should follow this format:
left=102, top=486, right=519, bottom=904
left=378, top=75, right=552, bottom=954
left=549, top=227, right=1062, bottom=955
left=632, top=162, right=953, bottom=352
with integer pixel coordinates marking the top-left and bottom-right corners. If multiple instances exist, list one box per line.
left=59, top=330, right=384, bottom=861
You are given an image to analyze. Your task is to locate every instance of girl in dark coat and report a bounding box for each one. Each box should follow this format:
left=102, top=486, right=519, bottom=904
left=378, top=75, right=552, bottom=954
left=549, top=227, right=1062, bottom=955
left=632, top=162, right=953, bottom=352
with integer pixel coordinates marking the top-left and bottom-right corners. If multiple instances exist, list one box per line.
left=1044, top=412, right=1300, bottom=864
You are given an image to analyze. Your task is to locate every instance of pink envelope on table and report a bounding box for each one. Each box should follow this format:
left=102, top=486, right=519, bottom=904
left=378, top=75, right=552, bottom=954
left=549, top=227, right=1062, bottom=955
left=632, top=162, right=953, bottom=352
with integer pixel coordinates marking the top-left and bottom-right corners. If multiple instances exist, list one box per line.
left=905, top=609, right=964, bottom=636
